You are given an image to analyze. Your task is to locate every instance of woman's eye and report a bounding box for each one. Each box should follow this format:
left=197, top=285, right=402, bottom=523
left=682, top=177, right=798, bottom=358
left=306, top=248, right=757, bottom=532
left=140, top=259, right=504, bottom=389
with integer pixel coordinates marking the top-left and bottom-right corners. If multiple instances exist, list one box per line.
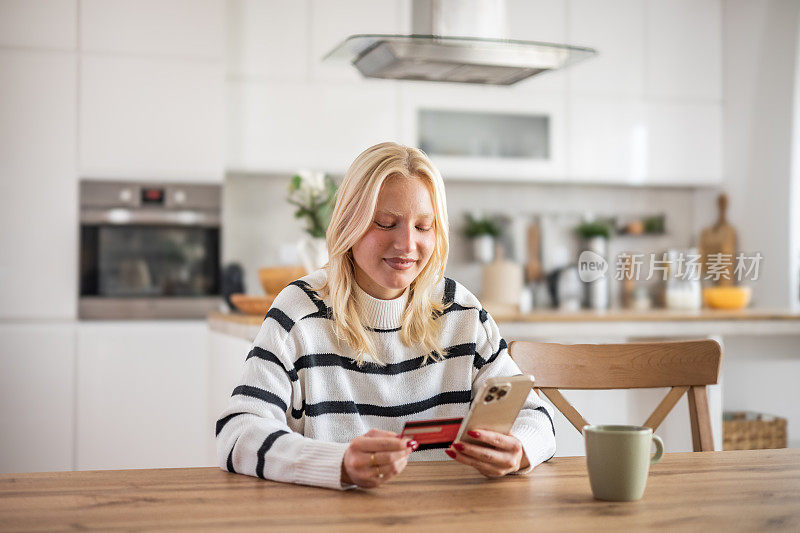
left=375, top=222, right=393, bottom=229
left=416, top=226, right=432, bottom=232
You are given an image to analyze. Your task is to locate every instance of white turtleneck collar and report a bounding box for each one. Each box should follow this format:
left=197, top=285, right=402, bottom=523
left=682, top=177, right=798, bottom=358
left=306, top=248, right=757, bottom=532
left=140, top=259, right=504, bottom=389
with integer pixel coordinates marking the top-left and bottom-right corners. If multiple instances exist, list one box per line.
left=352, top=281, right=408, bottom=330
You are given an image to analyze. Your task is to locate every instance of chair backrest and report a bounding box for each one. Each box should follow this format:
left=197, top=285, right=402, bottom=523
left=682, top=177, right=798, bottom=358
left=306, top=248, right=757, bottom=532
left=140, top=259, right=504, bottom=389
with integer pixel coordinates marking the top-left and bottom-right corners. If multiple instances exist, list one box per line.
left=509, top=339, right=723, bottom=451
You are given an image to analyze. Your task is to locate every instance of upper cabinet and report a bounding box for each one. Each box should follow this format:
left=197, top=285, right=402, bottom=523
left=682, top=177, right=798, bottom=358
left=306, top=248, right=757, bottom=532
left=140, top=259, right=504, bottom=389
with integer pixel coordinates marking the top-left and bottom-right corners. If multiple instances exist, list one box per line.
left=0, top=0, right=77, bottom=50
left=227, top=79, right=400, bottom=174
left=567, top=0, right=722, bottom=185
left=80, top=54, right=225, bottom=181
left=78, top=0, right=226, bottom=182
left=399, top=83, right=567, bottom=181
left=645, top=0, right=722, bottom=100
left=568, top=0, right=645, bottom=97
left=227, top=0, right=310, bottom=81
left=80, top=0, right=224, bottom=59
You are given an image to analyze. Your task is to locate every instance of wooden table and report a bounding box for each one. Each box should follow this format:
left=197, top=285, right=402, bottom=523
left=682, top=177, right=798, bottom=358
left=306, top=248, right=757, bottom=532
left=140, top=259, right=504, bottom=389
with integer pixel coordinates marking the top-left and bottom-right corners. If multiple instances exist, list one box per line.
left=2, top=449, right=798, bottom=531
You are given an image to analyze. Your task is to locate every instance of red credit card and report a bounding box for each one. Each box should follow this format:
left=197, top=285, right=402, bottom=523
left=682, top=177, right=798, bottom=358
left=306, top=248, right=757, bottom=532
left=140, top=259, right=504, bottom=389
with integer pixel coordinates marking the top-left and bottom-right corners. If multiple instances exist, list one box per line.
left=400, top=417, right=463, bottom=450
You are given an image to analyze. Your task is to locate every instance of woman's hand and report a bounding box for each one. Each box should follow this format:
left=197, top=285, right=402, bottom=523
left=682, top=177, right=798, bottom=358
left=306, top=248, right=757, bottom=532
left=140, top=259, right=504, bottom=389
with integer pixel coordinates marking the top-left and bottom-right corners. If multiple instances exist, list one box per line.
left=445, top=429, right=529, bottom=478
left=341, top=429, right=418, bottom=488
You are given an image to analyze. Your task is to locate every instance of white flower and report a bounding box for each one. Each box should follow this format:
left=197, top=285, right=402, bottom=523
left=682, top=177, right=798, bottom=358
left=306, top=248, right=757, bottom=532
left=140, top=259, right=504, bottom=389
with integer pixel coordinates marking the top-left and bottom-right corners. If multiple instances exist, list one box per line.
left=297, top=169, right=326, bottom=196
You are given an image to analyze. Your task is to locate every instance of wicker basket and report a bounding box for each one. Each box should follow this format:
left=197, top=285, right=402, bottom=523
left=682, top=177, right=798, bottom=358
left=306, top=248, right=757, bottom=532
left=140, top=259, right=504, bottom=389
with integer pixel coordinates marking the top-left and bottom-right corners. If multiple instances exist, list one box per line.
left=723, top=411, right=787, bottom=450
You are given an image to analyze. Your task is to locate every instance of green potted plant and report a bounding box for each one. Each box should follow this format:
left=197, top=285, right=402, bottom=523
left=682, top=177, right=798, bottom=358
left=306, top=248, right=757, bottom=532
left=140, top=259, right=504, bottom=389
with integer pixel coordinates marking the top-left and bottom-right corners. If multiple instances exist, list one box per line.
left=464, top=212, right=501, bottom=263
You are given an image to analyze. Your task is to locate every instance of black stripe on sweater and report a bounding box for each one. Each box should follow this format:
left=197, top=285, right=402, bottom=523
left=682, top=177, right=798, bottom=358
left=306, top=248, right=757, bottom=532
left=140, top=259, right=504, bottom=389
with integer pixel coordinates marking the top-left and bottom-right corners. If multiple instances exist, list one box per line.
left=290, top=280, right=333, bottom=320
left=226, top=436, right=240, bottom=473
left=246, top=346, right=299, bottom=381
left=536, top=405, right=557, bottom=462
left=232, top=385, right=288, bottom=413
left=216, top=411, right=248, bottom=437
left=256, top=430, right=289, bottom=479
left=302, top=390, right=471, bottom=418
left=265, top=307, right=294, bottom=333
left=443, top=278, right=456, bottom=304
left=536, top=405, right=556, bottom=437
left=473, top=338, right=508, bottom=369
left=294, top=343, right=476, bottom=376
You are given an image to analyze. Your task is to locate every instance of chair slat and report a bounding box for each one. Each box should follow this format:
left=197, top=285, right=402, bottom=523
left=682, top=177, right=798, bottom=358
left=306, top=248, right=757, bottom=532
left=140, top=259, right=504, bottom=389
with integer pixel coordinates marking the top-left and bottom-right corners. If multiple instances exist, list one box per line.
left=539, top=388, right=589, bottom=433
left=643, top=386, right=689, bottom=431
left=688, top=385, right=715, bottom=451
left=510, top=340, right=722, bottom=389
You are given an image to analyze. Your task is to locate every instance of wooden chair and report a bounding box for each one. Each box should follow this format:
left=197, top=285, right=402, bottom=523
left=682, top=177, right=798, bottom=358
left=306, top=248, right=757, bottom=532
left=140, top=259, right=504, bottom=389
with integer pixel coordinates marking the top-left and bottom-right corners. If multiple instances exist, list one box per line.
left=509, top=339, right=723, bottom=451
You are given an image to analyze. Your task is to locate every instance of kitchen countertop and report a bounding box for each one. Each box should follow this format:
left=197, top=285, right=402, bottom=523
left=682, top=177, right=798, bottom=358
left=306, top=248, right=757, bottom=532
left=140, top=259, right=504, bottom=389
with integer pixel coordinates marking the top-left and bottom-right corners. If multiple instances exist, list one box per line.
left=208, top=307, right=800, bottom=342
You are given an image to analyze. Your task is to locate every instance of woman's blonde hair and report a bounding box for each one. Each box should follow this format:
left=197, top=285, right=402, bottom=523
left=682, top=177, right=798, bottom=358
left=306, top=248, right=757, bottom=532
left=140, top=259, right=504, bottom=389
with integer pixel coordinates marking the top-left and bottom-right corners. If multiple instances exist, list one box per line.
left=319, top=142, right=450, bottom=366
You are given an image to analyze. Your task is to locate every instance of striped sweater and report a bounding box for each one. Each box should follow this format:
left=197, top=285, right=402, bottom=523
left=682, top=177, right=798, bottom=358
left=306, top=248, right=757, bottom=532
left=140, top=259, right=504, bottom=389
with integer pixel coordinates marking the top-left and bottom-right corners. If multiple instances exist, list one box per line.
left=215, top=269, right=556, bottom=490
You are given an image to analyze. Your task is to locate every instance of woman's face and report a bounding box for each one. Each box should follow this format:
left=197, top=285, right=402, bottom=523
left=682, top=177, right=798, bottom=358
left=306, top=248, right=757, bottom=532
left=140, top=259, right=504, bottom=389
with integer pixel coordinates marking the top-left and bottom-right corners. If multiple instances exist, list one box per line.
left=351, top=176, right=436, bottom=299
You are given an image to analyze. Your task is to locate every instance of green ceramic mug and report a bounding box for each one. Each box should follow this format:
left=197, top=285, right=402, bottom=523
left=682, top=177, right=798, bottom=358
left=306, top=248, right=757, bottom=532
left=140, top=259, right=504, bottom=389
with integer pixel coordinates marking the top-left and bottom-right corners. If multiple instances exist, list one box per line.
left=583, top=425, right=664, bottom=501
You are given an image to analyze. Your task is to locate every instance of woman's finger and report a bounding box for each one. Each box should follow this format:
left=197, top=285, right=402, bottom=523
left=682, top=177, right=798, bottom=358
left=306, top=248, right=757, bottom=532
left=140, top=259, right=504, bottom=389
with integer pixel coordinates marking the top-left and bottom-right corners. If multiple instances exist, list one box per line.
left=352, top=436, right=415, bottom=454
left=464, top=429, right=522, bottom=452
left=447, top=448, right=505, bottom=478
left=452, top=441, right=517, bottom=471
left=353, top=448, right=412, bottom=469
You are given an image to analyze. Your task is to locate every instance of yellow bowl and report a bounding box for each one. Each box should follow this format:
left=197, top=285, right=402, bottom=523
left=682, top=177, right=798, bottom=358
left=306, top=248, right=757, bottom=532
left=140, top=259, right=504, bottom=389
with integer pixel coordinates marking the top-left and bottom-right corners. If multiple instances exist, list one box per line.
left=703, top=286, right=752, bottom=310
left=258, top=265, right=306, bottom=295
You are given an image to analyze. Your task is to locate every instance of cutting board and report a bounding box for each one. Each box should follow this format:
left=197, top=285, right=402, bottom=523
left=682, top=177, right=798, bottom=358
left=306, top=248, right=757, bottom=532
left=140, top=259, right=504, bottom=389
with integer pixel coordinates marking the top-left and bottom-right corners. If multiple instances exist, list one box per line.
left=699, top=193, right=737, bottom=286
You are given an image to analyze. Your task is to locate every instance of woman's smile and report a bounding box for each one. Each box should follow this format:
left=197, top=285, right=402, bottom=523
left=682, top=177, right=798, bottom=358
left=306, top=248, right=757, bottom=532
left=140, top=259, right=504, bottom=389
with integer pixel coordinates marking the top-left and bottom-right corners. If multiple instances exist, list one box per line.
left=384, top=257, right=417, bottom=270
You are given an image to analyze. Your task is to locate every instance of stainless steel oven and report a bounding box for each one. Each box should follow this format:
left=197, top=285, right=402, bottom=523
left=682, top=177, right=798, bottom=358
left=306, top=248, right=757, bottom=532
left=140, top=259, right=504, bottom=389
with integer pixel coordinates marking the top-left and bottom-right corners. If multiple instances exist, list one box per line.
left=79, top=180, right=222, bottom=319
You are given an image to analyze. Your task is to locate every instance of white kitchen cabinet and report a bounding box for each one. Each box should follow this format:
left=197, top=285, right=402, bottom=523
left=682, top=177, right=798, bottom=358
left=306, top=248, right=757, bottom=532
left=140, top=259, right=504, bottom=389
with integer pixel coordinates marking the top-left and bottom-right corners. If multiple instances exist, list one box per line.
left=567, top=0, right=645, bottom=97
left=79, top=54, right=225, bottom=181
left=568, top=96, right=647, bottom=184
left=309, top=0, right=408, bottom=82
left=227, top=0, right=310, bottom=81
left=0, top=50, right=78, bottom=320
left=0, top=323, right=76, bottom=474
left=227, top=79, right=400, bottom=174
left=569, top=98, right=721, bottom=186
left=645, top=0, right=722, bottom=101
left=80, top=0, right=224, bottom=60
left=399, top=83, right=567, bottom=181
left=76, top=321, right=210, bottom=470
left=207, top=330, right=253, bottom=465
left=644, top=101, right=722, bottom=185
left=0, top=0, right=76, bottom=50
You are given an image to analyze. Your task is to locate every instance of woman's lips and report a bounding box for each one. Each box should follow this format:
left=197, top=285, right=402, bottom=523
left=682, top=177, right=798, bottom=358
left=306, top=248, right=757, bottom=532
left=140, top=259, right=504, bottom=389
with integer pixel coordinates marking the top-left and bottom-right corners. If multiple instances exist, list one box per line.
left=384, top=258, right=416, bottom=270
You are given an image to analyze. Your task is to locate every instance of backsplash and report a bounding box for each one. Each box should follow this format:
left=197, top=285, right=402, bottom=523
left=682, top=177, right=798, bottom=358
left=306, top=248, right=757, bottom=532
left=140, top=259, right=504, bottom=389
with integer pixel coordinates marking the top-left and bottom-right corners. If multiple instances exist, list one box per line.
left=223, top=173, right=711, bottom=307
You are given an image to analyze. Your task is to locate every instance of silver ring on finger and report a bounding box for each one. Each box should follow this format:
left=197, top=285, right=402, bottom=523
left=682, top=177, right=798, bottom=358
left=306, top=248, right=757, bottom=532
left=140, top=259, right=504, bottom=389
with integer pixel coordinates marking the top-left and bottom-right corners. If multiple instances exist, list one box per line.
left=375, top=465, right=384, bottom=479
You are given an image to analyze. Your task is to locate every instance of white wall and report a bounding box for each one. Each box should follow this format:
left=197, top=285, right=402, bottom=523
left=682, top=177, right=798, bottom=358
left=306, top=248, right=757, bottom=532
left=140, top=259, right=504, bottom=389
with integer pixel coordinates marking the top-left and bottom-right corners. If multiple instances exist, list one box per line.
left=718, top=0, right=800, bottom=308
left=710, top=0, right=800, bottom=449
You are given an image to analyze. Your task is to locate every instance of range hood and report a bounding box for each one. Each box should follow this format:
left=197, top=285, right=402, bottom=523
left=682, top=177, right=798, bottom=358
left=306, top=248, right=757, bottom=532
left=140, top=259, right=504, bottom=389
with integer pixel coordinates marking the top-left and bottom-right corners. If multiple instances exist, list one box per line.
left=324, top=0, right=596, bottom=86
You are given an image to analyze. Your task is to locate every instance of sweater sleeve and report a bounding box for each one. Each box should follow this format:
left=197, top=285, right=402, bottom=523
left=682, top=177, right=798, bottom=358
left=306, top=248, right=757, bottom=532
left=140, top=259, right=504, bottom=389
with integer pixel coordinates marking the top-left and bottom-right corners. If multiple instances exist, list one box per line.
left=215, top=307, right=353, bottom=490
left=471, top=310, right=556, bottom=473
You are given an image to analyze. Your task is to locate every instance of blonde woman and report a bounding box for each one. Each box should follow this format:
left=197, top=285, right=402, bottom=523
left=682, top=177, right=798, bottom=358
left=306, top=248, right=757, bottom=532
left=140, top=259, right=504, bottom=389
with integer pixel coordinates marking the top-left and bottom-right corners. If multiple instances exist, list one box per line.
left=216, top=142, right=555, bottom=489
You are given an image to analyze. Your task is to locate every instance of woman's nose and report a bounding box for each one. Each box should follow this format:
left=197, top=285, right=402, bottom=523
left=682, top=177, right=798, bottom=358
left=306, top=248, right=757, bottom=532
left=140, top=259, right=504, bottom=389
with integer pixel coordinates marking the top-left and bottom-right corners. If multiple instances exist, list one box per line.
left=393, top=225, right=414, bottom=252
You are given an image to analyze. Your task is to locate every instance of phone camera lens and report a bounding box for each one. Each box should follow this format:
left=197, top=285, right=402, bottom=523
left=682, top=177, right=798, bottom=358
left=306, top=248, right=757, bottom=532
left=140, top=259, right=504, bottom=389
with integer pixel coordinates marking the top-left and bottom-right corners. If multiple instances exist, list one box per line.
left=484, top=394, right=494, bottom=402
left=497, top=389, right=507, bottom=398
left=488, top=386, right=498, bottom=394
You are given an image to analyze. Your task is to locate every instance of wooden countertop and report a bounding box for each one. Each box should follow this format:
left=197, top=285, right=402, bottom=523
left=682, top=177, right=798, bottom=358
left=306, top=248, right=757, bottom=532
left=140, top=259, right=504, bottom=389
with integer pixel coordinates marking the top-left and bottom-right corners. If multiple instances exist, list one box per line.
left=210, top=307, right=800, bottom=326
left=208, top=308, right=800, bottom=342
left=2, top=449, right=798, bottom=531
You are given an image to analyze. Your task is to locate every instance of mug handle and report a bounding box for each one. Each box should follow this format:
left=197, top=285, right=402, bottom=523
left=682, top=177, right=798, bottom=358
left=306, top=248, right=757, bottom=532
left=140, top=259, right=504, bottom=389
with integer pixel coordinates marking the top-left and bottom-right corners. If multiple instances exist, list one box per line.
left=651, top=435, right=664, bottom=464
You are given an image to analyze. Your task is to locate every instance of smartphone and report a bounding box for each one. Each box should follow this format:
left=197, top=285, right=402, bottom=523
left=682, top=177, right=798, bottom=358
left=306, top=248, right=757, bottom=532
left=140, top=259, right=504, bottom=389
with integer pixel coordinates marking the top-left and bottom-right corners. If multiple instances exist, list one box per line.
left=455, top=375, right=534, bottom=447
